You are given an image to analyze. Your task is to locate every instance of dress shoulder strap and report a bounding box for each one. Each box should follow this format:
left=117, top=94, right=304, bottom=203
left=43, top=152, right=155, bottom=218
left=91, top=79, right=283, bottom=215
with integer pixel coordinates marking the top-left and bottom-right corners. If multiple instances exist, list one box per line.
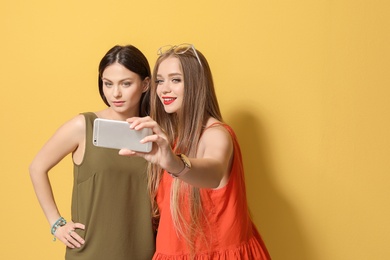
left=204, top=122, right=236, bottom=139
left=80, top=112, right=98, bottom=122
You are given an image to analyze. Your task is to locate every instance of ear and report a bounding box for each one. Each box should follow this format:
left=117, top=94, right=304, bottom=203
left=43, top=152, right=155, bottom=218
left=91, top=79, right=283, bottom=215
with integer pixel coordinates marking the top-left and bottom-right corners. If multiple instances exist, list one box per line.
left=142, top=77, right=150, bottom=93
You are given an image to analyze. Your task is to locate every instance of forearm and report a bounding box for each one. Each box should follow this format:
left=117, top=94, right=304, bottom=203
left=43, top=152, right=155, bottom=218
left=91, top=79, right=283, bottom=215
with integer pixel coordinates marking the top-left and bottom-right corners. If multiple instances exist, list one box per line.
left=29, top=167, right=61, bottom=226
left=168, top=157, right=225, bottom=188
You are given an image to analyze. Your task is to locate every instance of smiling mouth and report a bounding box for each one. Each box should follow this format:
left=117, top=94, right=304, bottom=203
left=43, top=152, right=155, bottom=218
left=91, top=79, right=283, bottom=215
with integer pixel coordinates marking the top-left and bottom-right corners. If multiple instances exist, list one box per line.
left=162, top=97, right=176, bottom=105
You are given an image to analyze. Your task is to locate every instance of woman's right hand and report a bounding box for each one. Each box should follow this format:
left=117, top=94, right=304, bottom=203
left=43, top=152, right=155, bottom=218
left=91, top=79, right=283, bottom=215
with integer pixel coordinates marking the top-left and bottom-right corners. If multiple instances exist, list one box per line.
left=54, top=221, right=85, bottom=248
left=118, top=116, right=180, bottom=172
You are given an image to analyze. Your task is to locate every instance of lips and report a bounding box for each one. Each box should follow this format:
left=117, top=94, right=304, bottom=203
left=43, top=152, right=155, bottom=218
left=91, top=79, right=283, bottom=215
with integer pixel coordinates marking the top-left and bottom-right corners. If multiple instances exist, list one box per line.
left=162, top=97, right=176, bottom=105
left=112, top=101, right=125, bottom=107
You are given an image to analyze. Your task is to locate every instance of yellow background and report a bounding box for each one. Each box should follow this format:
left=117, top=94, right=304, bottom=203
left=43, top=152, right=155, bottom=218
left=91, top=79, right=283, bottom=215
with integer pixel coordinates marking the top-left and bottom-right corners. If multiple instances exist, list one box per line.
left=1, top=0, right=389, bottom=259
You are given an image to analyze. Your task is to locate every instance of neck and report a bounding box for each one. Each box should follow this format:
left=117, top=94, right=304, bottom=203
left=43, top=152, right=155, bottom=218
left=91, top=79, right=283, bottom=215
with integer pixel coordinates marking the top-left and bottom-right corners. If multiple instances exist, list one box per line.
left=96, top=108, right=139, bottom=121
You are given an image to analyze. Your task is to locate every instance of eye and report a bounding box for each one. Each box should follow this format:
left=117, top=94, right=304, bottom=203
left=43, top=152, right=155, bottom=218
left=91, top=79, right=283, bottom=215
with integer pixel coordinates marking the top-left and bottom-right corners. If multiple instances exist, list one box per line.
left=155, top=79, right=164, bottom=85
left=122, top=81, right=132, bottom=87
left=104, top=81, right=113, bottom=87
left=172, top=78, right=182, bottom=83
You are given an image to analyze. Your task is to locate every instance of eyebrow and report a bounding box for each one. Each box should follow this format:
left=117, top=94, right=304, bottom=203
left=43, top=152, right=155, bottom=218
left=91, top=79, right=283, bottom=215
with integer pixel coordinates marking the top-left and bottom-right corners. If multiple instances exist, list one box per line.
left=156, top=72, right=183, bottom=77
left=102, top=77, right=134, bottom=82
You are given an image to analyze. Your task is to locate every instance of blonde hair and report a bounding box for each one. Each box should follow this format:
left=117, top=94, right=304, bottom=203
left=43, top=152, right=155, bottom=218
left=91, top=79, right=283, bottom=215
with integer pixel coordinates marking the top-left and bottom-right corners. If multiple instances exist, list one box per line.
left=148, top=46, right=222, bottom=255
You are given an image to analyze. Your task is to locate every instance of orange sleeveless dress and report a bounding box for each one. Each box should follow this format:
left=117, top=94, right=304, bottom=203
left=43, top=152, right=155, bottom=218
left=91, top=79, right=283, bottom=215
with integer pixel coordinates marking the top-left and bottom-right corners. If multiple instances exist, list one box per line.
left=153, top=124, right=271, bottom=260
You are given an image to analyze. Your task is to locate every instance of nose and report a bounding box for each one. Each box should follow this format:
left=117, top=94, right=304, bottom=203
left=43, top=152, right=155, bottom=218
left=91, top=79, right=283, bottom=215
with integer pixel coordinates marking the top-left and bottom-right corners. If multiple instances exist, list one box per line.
left=159, top=81, right=171, bottom=94
left=113, top=85, right=122, bottom=97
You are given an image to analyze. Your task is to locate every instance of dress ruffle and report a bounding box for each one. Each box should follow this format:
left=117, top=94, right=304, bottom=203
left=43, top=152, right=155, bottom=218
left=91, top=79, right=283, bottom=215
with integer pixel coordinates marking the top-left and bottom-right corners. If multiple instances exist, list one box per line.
left=153, top=235, right=270, bottom=260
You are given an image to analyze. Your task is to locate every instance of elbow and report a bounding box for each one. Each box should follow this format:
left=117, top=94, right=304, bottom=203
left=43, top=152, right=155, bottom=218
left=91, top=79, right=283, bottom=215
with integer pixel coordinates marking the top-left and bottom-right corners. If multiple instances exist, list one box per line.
left=206, top=170, right=226, bottom=189
left=29, top=161, right=42, bottom=180
left=209, top=178, right=221, bottom=189
left=29, top=162, right=37, bottom=179
left=210, top=168, right=230, bottom=189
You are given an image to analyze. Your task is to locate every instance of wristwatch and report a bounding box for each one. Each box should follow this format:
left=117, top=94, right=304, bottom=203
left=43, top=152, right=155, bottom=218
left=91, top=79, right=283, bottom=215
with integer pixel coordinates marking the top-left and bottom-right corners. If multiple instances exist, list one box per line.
left=168, top=154, right=192, bottom=178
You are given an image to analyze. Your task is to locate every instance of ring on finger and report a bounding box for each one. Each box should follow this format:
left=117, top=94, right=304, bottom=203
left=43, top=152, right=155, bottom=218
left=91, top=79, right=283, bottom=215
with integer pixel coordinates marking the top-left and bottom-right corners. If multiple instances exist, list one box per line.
left=69, top=230, right=75, bottom=235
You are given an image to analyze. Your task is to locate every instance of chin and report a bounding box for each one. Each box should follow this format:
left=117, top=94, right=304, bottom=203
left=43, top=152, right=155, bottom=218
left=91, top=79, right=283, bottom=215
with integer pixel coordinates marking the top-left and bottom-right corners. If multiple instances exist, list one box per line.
left=164, top=109, right=176, bottom=114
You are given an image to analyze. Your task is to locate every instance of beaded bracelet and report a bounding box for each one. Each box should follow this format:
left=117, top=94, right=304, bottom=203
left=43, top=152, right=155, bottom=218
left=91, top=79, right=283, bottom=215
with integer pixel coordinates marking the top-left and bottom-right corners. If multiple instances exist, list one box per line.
left=51, top=217, right=67, bottom=241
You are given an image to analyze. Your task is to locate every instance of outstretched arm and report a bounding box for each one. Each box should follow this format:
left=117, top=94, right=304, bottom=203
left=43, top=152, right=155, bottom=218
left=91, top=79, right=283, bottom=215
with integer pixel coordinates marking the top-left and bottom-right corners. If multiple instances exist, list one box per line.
left=119, top=117, right=233, bottom=189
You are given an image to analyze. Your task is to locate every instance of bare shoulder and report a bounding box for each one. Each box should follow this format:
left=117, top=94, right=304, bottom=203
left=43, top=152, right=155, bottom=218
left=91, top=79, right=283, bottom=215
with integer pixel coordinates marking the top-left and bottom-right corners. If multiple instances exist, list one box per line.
left=202, top=118, right=231, bottom=139
left=48, top=114, right=87, bottom=144
left=198, top=118, right=233, bottom=157
left=61, top=114, right=86, bottom=133
left=30, top=114, right=88, bottom=168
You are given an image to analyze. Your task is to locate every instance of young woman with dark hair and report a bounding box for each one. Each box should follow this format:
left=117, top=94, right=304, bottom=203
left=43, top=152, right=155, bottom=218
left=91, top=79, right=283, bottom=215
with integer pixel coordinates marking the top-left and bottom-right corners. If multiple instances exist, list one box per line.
left=30, top=45, right=155, bottom=260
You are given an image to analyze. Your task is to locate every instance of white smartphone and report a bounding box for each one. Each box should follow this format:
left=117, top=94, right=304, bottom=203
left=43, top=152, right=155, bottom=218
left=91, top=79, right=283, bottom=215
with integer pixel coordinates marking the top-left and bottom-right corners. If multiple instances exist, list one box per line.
left=92, top=118, right=152, bottom=153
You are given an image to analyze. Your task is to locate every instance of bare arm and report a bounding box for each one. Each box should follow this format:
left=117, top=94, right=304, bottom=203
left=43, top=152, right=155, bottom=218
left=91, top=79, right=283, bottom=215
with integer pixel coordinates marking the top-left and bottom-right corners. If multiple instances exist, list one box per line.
left=29, top=114, right=86, bottom=248
left=119, top=117, right=233, bottom=189
left=176, top=124, right=233, bottom=188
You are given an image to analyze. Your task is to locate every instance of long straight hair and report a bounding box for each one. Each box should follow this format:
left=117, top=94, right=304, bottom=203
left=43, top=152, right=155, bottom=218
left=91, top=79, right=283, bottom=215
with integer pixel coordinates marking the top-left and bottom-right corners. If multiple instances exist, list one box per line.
left=148, top=46, right=222, bottom=254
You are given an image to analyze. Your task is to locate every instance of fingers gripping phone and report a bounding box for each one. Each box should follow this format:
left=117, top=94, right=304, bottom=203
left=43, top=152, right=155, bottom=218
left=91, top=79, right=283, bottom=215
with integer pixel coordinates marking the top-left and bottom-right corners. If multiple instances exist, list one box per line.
left=92, top=118, right=152, bottom=153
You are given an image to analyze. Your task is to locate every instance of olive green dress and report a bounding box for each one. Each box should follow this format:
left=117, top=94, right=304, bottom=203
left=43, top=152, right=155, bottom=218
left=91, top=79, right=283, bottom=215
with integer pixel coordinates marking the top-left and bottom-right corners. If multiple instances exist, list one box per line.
left=66, top=112, right=155, bottom=260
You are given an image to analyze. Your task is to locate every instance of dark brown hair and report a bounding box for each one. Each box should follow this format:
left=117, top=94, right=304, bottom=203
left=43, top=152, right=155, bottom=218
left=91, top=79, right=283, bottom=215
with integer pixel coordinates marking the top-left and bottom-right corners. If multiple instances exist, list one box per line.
left=98, top=45, right=151, bottom=116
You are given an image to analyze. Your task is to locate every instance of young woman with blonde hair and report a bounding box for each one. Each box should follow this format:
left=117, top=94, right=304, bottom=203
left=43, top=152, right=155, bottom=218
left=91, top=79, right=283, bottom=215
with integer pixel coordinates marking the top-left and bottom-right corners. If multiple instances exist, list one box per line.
left=120, top=44, right=271, bottom=259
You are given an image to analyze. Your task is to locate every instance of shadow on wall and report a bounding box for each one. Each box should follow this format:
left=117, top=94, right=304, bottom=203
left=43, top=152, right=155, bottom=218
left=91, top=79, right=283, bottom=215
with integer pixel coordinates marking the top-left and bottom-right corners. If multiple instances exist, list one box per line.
left=227, top=109, right=312, bottom=260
